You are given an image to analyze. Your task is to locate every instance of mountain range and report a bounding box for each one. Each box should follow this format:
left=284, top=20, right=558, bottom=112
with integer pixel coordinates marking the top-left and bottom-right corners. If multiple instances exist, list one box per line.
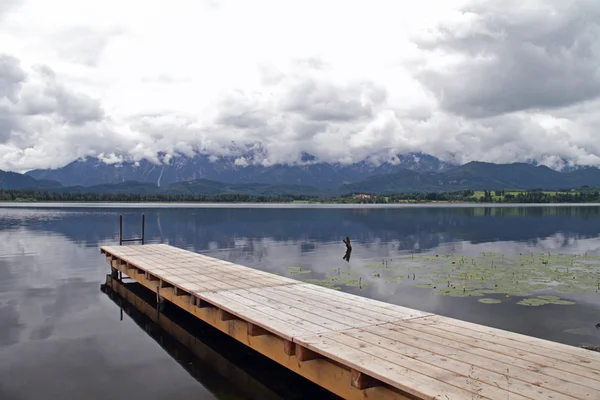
left=1, top=153, right=599, bottom=196
left=25, top=152, right=452, bottom=189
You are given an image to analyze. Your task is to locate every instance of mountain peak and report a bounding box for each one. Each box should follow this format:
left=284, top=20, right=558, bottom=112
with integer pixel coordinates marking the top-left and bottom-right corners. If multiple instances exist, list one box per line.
left=25, top=151, right=452, bottom=188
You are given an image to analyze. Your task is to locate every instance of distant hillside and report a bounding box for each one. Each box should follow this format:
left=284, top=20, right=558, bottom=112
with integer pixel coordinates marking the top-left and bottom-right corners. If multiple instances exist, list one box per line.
left=164, top=179, right=330, bottom=197
left=51, top=181, right=160, bottom=195
left=43, top=179, right=331, bottom=197
left=7, top=161, right=600, bottom=197
left=0, top=170, right=61, bottom=190
left=340, top=162, right=600, bottom=194
left=25, top=152, right=453, bottom=189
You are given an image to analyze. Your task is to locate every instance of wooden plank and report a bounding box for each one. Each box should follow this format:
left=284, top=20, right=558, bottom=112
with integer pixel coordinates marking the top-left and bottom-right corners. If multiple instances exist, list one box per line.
left=400, top=318, right=600, bottom=384
left=206, top=290, right=331, bottom=334
left=344, top=327, right=583, bottom=399
left=178, top=281, right=210, bottom=293
left=370, top=321, right=600, bottom=396
left=409, top=316, right=600, bottom=374
left=426, top=315, right=600, bottom=366
left=295, top=332, right=493, bottom=399
left=225, top=288, right=354, bottom=332
left=247, top=286, right=376, bottom=329
left=292, top=283, right=431, bottom=321
left=263, top=285, right=394, bottom=326
left=198, top=291, right=324, bottom=340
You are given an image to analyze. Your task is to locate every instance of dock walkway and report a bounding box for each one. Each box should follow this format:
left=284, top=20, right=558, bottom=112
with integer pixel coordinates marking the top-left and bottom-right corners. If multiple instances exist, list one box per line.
left=101, top=244, right=600, bottom=400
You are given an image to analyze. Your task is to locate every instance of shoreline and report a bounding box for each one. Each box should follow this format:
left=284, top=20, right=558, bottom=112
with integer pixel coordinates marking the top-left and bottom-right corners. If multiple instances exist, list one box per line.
left=2, top=201, right=600, bottom=208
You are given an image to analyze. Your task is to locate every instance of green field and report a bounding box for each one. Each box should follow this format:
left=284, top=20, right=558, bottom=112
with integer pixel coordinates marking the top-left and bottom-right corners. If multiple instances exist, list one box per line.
left=473, top=190, right=562, bottom=201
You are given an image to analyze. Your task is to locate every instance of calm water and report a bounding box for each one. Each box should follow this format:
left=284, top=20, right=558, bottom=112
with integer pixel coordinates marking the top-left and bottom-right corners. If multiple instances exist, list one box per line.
left=2, top=204, right=600, bottom=399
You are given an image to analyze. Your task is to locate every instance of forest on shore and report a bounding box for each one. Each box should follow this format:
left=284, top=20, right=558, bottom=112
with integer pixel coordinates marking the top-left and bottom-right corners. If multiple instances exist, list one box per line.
left=1, top=188, right=600, bottom=204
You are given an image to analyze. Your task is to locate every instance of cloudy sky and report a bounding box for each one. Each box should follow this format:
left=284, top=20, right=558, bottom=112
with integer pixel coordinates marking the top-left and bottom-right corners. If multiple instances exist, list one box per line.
left=1, top=0, right=600, bottom=172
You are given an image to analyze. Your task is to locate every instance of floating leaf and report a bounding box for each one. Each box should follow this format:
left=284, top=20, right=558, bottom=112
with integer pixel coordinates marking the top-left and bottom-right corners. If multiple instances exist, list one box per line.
left=550, top=299, right=576, bottom=305
left=537, top=295, right=560, bottom=301
left=517, top=298, right=549, bottom=307
left=478, top=298, right=502, bottom=304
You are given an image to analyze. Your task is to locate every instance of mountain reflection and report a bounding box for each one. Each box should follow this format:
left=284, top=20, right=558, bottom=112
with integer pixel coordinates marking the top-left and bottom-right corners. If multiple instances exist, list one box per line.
left=6, top=205, right=600, bottom=253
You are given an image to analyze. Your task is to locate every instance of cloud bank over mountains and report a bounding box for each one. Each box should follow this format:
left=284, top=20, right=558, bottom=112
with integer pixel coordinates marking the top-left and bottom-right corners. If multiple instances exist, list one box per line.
left=1, top=0, right=600, bottom=172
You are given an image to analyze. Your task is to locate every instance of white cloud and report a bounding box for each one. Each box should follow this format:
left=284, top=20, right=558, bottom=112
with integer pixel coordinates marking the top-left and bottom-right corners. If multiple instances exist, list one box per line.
left=1, top=0, right=600, bottom=172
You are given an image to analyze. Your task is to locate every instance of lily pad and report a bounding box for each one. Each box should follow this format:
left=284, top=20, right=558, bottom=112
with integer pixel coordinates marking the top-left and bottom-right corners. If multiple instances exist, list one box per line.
left=537, top=295, right=561, bottom=301
left=550, top=299, right=576, bottom=305
left=478, top=298, right=502, bottom=304
left=517, top=298, right=549, bottom=306
left=374, top=250, right=600, bottom=300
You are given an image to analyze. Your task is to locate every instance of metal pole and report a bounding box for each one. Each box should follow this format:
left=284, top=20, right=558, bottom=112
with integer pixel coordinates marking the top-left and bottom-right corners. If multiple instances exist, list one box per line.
left=119, top=215, right=123, bottom=245
left=141, top=214, right=145, bottom=245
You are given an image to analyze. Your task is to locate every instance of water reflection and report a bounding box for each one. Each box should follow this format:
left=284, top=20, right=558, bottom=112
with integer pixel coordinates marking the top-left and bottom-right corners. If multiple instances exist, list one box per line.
left=101, top=279, right=339, bottom=400
left=6, top=206, right=600, bottom=252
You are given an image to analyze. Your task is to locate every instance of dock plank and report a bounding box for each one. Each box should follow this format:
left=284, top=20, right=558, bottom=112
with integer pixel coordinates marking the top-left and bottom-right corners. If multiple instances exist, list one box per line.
left=344, top=327, right=588, bottom=399
left=296, top=332, right=495, bottom=399
left=260, top=285, right=390, bottom=326
left=424, top=314, right=600, bottom=366
left=408, top=316, right=600, bottom=376
left=199, top=290, right=331, bottom=339
left=401, top=318, right=600, bottom=383
left=222, top=288, right=354, bottom=332
left=377, top=320, right=600, bottom=394
left=292, top=283, right=432, bottom=321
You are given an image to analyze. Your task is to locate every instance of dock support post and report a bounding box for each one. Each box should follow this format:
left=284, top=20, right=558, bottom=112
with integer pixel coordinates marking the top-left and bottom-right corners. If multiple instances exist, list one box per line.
left=119, top=215, right=123, bottom=245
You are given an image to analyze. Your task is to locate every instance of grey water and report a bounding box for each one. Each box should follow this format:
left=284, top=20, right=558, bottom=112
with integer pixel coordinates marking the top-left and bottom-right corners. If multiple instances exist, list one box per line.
left=2, top=204, right=600, bottom=399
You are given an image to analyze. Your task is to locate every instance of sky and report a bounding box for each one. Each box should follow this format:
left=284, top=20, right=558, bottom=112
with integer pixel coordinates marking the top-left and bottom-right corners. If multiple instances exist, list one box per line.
left=1, top=0, right=600, bottom=172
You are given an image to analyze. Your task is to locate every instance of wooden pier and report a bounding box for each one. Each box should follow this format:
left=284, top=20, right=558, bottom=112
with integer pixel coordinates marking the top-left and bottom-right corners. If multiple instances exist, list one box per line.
left=101, top=244, right=600, bottom=400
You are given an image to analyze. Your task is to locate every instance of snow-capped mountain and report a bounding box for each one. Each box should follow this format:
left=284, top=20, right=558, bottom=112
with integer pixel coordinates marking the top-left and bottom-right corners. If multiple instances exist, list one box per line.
left=25, top=151, right=455, bottom=189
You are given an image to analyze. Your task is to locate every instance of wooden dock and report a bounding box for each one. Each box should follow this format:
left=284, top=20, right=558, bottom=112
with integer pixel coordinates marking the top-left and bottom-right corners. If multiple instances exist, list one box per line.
left=101, top=275, right=335, bottom=400
left=101, top=244, right=600, bottom=400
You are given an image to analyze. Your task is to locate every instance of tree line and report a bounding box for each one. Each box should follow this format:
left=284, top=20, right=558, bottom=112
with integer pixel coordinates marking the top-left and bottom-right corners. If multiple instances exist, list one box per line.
left=1, top=188, right=599, bottom=203
left=0, top=190, right=315, bottom=203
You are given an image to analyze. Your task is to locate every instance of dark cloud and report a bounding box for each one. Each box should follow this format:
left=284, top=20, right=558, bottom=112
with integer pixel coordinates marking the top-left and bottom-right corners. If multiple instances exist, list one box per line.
left=0, top=53, right=110, bottom=166
left=215, top=95, right=268, bottom=129
left=2, top=61, right=104, bottom=128
left=0, top=55, right=26, bottom=103
left=281, top=79, right=387, bottom=122
left=413, top=0, right=600, bottom=118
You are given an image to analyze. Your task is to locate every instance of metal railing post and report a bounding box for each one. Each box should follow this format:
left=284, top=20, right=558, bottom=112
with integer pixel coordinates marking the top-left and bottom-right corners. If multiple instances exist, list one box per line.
left=119, top=213, right=146, bottom=246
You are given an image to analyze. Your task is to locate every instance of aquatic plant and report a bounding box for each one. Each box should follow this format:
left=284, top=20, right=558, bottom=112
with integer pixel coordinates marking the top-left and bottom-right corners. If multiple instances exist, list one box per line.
left=478, top=298, right=502, bottom=304
left=359, top=251, right=600, bottom=302
left=285, top=266, right=312, bottom=275
left=302, top=279, right=341, bottom=290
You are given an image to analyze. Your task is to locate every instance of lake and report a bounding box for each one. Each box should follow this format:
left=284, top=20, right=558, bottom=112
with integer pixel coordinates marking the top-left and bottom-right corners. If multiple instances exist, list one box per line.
left=2, top=204, right=600, bottom=399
